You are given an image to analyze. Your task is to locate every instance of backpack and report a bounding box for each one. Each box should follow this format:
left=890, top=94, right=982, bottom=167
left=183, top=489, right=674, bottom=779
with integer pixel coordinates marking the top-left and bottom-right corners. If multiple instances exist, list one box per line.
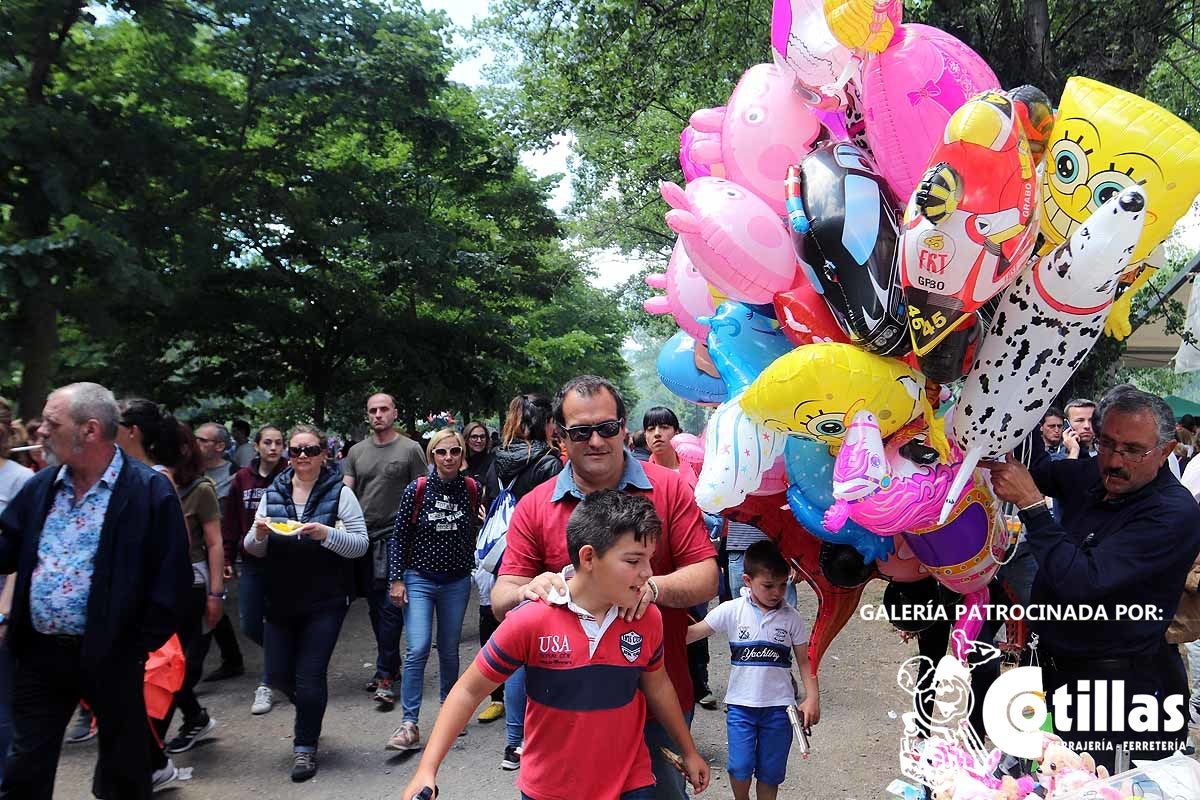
left=475, top=478, right=517, bottom=576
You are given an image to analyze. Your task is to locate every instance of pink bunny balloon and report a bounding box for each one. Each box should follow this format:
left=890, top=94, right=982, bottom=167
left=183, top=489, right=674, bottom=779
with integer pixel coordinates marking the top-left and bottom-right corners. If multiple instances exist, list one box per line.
left=685, top=64, right=825, bottom=217
left=859, top=23, right=999, bottom=200
left=642, top=240, right=717, bottom=341
left=660, top=178, right=799, bottom=304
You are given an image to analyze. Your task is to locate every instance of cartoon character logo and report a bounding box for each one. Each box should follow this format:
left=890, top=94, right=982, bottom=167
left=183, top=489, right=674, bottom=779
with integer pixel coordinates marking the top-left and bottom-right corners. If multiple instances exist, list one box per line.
left=1039, top=76, right=1200, bottom=267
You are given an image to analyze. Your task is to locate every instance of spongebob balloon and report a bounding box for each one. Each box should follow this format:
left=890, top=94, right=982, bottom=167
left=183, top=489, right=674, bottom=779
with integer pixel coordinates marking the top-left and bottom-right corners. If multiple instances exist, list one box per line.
left=1040, top=77, right=1200, bottom=339
left=740, top=342, right=949, bottom=460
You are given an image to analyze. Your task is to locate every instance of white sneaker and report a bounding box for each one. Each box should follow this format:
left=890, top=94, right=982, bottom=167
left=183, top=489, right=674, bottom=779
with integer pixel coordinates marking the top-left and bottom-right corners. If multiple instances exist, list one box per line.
left=151, top=759, right=178, bottom=792
left=251, top=685, right=274, bottom=715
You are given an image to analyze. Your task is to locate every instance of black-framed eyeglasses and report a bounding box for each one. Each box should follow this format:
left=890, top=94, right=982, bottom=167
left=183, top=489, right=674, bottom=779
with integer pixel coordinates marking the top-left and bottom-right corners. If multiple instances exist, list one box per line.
left=557, top=418, right=624, bottom=443
left=1096, top=439, right=1161, bottom=463
left=288, top=445, right=324, bottom=458
left=467, top=433, right=488, bottom=440
left=433, top=446, right=463, bottom=457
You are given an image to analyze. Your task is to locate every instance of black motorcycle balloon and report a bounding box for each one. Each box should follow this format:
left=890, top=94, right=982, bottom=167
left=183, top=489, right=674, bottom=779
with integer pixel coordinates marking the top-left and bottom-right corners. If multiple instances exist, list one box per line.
left=784, top=141, right=910, bottom=357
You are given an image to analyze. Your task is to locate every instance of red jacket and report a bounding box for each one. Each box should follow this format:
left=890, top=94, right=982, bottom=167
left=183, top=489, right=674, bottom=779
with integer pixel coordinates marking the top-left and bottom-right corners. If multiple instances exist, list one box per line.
left=221, top=457, right=286, bottom=568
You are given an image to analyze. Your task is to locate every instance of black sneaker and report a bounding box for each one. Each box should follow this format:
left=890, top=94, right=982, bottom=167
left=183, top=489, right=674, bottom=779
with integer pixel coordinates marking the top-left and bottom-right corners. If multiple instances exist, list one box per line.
left=291, top=751, right=318, bottom=782
left=500, top=745, right=521, bottom=770
left=64, top=707, right=96, bottom=743
left=165, top=710, right=216, bottom=753
left=203, top=661, right=245, bottom=682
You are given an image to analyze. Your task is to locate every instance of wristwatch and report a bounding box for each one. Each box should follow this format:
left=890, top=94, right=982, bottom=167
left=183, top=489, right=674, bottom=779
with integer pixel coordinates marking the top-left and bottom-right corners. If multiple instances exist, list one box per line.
left=208, top=591, right=227, bottom=600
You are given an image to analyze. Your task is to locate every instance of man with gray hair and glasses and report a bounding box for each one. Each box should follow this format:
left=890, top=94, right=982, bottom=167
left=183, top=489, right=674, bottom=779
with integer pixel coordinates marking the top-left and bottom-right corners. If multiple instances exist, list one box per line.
left=983, top=384, right=1200, bottom=770
left=0, top=383, right=191, bottom=798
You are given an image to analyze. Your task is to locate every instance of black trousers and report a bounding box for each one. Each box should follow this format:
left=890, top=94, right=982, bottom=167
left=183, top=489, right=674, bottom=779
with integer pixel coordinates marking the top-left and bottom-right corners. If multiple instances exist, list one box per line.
left=1, top=633, right=151, bottom=800
left=478, top=606, right=503, bottom=702
left=1043, top=645, right=1190, bottom=773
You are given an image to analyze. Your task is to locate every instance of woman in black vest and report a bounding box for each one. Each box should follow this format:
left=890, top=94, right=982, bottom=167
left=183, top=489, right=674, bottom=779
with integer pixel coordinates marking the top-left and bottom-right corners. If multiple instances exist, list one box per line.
left=244, top=425, right=367, bottom=782
left=384, top=428, right=481, bottom=753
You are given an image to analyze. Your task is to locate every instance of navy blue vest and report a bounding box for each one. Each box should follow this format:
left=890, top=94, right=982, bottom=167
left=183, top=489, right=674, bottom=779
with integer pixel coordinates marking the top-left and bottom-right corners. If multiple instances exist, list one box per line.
left=262, top=465, right=351, bottom=618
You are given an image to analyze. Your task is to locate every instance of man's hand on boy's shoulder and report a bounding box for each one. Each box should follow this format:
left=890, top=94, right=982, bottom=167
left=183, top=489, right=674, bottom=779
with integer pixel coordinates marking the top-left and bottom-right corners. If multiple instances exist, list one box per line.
left=519, top=570, right=567, bottom=602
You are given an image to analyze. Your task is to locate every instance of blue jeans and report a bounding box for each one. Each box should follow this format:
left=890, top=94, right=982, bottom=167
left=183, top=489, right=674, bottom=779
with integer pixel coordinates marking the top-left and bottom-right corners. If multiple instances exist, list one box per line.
left=367, top=581, right=405, bottom=681
left=264, top=597, right=349, bottom=751
left=727, top=551, right=798, bottom=607
left=504, top=666, right=526, bottom=748
left=238, top=556, right=267, bottom=647
left=400, top=571, right=471, bottom=723
left=643, top=709, right=694, bottom=799
left=997, top=539, right=1037, bottom=607
left=726, top=704, right=792, bottom=785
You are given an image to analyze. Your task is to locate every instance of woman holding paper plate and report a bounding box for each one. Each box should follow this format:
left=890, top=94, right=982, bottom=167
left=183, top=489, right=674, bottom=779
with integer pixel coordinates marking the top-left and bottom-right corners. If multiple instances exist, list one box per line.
left=245, top=424, right=368, bottom=783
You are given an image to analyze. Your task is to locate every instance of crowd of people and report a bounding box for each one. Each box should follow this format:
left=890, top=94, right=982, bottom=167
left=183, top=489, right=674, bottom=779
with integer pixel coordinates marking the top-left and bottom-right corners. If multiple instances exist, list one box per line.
left=0, top=376, right=1196, bottom=798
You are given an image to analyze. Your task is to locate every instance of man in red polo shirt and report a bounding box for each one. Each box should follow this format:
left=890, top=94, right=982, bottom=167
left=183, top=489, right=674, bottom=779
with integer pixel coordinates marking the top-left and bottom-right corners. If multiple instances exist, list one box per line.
left=493, top=375, right=718, bottom=800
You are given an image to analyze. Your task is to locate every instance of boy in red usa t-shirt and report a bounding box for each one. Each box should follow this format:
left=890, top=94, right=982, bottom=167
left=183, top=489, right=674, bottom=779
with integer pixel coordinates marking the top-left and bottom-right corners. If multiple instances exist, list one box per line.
left=401, top=491, right=710, bottom=800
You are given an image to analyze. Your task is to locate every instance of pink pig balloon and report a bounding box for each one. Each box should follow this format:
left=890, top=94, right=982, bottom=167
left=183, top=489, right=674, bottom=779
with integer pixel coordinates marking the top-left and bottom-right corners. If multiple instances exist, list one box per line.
left=685, top=64, right=825, bottom=217
left=660, top=178, right=799, bottom=304
left=859, top=23, right=999, bottom=200
left=642, top=240, right=717, bottom=341
left=679, top=113, right=725, bottom=182
left=671, top=432, right=706, bottom=477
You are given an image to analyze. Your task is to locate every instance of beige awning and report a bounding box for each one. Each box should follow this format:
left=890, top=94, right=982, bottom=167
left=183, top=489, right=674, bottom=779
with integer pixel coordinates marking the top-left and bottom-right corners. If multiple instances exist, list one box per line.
left=1119, top=277, right=1193, bottom=369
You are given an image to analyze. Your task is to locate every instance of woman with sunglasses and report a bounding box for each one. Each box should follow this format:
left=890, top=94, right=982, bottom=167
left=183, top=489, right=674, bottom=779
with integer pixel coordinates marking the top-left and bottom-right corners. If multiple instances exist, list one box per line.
left=244, top=425, right=368, bottom=782
left=463, top=421, right=494, bottom=488
left=385, top=428, right=481, bottom=752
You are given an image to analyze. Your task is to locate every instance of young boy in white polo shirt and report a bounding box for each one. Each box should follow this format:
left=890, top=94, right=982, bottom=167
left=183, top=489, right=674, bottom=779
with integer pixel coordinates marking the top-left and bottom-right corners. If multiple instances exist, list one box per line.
left=687, top=540, right=819, bottom=800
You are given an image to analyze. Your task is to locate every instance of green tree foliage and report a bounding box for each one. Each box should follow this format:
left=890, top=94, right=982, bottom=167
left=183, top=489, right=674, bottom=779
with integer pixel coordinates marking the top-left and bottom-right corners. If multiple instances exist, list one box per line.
left=483, top=0, right=1199, bottom=402
left=1, top=1, right=629, bottom=426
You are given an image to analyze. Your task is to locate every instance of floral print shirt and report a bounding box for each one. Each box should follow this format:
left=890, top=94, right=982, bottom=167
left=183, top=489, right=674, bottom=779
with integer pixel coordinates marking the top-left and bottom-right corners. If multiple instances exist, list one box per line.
left=30, top=448, right=124, bottom=635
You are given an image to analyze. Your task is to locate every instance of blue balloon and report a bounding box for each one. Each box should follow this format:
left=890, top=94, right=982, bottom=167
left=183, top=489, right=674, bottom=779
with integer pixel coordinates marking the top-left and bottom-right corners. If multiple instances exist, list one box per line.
left=784, top=438, right=893, bottom=563
left=656, top=330, right=729, bottom=405
left=699, top=302, right=795, bottom=395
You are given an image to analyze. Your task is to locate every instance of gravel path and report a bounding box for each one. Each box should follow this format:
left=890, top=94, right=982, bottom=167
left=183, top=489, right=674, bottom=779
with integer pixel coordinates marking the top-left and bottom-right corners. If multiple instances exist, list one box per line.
left=54, top=581, right=919, bottom=799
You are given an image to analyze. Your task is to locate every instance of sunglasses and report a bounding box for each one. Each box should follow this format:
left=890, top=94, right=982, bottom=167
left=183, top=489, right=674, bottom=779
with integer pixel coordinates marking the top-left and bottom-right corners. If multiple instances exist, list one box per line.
left=288, top=445, right=324, bottom=458
left=557, top=419, right=624, bottom=443
left=433, top=446, right=463, bottom=457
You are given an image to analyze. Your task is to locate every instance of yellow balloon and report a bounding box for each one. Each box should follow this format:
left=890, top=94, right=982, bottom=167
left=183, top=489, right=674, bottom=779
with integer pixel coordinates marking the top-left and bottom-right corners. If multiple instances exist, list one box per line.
left=741, top=342, right=949, bottom=459
left=823, top=0, right=901, bottom=54
left=1040, top=76, right=1200, bottom=265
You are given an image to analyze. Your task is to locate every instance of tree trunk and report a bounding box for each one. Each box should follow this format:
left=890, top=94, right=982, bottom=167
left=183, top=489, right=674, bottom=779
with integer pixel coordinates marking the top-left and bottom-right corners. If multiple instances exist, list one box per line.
left=1024, top=0, right=1053, bottom=90
left=312, top=386, right=327, bottom=429
left=17, top=290, right=59, bottom=418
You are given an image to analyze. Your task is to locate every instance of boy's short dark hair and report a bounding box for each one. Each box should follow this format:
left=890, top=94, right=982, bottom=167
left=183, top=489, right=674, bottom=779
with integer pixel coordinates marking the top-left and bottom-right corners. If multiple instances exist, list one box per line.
left=566, top=490, right=660, bottom=568
left=743, top=540, right=789, bottom=579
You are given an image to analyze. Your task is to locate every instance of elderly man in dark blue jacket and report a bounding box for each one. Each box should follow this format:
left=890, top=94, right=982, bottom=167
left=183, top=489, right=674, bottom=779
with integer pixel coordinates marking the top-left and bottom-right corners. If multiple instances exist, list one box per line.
left=0, top=383, right=191, bottom=800
left=985, top=385, right=1200, bottom=771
